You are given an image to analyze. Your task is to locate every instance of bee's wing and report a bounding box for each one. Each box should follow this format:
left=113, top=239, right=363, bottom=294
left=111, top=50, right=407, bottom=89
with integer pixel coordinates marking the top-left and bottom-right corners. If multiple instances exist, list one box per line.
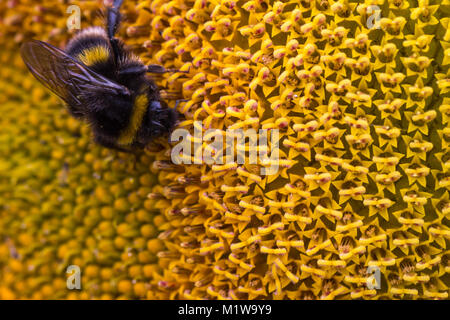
left=20, top=40, right=130, bottom=110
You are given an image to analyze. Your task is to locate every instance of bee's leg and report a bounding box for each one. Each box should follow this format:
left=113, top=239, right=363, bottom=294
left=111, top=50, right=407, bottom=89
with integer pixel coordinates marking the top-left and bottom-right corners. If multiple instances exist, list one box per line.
left=118, top=65, right=147, bottom=77
left=106, top=0, right=125, bottom=65
left=131, top=152, right=139, bottom=171
left=94, top=135, right=134, bottom=154
left=160, top=90, right=184, bottom=100
left=175, top=99, right=189, bottom=109
left=147, top=64, right=189, bottom=74
left=106, top=0, right=124, bottom=40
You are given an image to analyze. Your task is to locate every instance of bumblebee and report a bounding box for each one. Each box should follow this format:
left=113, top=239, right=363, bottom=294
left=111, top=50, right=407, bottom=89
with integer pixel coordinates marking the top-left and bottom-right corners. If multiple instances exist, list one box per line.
left=20, top=0, right=180, bottom=152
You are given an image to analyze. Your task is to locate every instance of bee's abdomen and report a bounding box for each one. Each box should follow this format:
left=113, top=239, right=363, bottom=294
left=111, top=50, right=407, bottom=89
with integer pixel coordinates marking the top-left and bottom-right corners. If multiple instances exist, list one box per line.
left=117, top=91, right=149, bottom=146
left=65, top=27, right=115, bottom=78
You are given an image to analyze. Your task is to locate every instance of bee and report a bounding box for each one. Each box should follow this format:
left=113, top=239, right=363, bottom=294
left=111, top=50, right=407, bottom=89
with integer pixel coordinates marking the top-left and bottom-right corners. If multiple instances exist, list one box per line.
left=20, top=0, right=182, bottom=152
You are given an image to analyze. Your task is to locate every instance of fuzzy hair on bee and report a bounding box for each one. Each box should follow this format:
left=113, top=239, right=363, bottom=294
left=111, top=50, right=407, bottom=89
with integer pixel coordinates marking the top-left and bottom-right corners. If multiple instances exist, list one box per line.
left=20, top=0, right=180, bottom=152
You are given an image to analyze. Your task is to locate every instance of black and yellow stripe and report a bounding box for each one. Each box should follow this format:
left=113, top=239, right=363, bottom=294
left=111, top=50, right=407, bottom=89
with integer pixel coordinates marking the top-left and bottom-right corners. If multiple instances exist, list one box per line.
left=117, top=92, right=148, bottom=145
left=76, top=45, right=110, bottom=67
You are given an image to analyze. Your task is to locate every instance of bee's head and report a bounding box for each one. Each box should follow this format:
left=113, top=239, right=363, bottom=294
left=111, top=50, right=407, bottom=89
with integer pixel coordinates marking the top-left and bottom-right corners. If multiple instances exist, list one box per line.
left=135, top=100, right=179, bottom=146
